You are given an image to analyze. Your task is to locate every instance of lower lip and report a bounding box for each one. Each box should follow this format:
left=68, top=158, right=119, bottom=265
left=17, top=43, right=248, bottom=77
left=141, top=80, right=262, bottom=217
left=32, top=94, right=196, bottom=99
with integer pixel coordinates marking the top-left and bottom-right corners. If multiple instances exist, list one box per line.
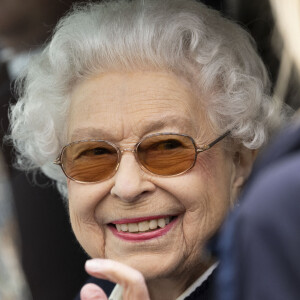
left=108, top=218, right=178, bottom=242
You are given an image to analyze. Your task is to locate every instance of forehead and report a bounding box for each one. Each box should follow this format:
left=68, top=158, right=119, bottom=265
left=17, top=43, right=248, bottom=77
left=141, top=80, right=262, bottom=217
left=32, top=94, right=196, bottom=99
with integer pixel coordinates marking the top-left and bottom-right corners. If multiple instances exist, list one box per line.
left=68, top=71, right=206, bottom=141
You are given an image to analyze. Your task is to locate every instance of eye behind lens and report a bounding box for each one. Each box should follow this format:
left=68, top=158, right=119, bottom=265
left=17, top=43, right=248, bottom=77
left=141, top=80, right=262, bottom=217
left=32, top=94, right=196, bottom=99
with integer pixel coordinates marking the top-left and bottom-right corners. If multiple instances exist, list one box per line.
left=61, top=140, right=119, bottom=182
left=137, top=134, right=197, bottom=176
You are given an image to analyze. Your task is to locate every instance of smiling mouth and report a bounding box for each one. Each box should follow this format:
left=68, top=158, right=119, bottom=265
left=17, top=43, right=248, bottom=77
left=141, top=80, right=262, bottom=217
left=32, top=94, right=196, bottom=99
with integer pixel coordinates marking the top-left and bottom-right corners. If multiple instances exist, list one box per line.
left=108, top=216, right=178, bottom=233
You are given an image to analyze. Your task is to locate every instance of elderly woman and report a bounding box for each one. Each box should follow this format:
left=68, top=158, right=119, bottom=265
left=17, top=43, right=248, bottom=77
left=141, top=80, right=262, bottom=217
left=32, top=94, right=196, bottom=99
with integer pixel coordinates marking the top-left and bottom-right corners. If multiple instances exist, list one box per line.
left=9, top=0, right=284, bottom=299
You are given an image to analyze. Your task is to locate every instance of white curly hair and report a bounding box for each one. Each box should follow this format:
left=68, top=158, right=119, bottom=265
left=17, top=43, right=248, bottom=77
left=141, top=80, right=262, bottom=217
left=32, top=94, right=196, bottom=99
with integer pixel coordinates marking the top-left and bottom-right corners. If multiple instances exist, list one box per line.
left=9, top=0, right=285, bottom=198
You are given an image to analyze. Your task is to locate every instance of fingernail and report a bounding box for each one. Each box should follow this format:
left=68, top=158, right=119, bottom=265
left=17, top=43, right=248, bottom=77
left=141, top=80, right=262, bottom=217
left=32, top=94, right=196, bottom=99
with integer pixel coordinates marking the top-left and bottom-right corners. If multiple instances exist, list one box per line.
left=85, top=259, right=101, bottom=272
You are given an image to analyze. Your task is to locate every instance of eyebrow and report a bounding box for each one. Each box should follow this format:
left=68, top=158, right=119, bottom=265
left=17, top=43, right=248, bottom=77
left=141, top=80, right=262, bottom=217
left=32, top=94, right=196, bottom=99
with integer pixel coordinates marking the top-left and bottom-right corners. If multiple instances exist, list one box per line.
left=137, top=114, right=194, bottom=135
left=70, top=127, right=116, bottom=142
left=69, top=114, right=195, bottom=142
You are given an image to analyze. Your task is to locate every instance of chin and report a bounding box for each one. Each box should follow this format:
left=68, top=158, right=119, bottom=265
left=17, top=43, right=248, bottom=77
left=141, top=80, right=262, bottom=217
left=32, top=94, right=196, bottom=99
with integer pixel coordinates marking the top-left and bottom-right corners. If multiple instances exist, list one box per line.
left=108, top=252, right=182, bottom=281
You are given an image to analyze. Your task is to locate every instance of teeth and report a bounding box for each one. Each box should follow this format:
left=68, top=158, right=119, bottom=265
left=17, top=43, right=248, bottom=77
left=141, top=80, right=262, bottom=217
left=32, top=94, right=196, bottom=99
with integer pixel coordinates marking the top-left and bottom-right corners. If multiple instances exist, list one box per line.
left=114, top=217, right=172, bottom=233
left=149, top=219, right=158, bottom=229
left=138, top=221, right=150, bottom=231
left=158, top=218, right=166, bottom=228
left=128, top=223, right=139, bottom=233
left=121, top=224, right=128, bottom=232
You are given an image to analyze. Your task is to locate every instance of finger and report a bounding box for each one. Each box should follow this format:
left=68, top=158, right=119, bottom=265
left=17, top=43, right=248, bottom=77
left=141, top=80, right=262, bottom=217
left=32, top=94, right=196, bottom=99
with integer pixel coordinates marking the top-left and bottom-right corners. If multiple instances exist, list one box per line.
left=85, top=259, right=150, bottom=300
left=80, top=283, right=108, bottom=300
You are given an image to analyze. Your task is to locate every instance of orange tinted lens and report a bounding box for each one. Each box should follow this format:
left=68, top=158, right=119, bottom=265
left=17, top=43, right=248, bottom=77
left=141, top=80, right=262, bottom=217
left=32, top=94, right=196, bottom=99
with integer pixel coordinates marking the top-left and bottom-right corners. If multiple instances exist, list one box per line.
left=137, top=134, right=196, bottom=176
left=61, top=141, right=118, bottom=182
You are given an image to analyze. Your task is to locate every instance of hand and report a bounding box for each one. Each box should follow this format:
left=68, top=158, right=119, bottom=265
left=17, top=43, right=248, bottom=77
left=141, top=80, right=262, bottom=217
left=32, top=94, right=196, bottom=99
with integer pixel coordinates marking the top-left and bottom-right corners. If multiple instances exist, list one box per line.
left=80, top=259, right=151, bottom=300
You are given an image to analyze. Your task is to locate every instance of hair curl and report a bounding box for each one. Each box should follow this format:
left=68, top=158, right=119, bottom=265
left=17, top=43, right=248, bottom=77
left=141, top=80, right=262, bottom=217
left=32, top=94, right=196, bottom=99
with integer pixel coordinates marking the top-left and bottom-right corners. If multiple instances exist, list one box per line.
left=9, top=0, right=286, bottom=198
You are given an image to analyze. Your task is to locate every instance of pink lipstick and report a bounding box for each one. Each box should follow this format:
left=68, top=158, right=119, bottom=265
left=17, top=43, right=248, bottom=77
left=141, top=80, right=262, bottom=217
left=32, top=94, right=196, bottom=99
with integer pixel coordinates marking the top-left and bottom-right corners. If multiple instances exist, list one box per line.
left=108, top=216, right=178, bottom=242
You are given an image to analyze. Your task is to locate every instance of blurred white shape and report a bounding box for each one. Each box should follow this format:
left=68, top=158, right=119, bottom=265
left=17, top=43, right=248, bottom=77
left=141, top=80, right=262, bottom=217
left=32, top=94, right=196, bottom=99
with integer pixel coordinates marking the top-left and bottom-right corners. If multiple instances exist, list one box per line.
left=270, top=0, right=300, bottom=74
left=0, top=152, right=32, bottom=300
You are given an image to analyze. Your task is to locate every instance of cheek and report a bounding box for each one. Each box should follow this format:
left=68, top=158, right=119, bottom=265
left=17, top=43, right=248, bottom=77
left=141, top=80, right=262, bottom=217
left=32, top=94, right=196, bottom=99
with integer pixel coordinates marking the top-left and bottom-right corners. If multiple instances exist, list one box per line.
left=69, top=208, right=106, bottom=258
left=193, top=152, right=232, bottom=225
left=166, top=151, right=232, bottom=247
left=67, top=180, right=112, bottom=218
left=67, top=181, right=111, bottom=258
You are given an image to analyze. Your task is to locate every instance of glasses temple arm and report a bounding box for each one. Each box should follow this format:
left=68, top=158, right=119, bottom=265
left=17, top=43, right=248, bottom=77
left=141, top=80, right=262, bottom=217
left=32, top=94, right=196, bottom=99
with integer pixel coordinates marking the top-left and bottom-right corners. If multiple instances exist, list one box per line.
left=197, top=130, right=231, bottom=153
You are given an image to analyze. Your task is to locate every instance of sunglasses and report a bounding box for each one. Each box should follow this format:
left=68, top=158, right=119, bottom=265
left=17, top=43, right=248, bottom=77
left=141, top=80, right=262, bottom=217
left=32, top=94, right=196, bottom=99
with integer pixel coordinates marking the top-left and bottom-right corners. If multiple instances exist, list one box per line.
left=54, top=131, right=230, bottom=183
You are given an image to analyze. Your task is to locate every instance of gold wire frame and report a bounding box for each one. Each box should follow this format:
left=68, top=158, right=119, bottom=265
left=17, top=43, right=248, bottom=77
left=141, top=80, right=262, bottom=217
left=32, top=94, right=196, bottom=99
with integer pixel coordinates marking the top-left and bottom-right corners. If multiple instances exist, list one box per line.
left=54, top=131, right=231, bottom=183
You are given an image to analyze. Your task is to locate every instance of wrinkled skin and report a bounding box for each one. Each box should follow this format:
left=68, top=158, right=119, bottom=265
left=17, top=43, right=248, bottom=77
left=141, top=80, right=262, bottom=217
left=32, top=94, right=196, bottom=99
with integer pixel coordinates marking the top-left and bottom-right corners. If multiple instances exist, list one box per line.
left=66, top=71, right=254, bottom=300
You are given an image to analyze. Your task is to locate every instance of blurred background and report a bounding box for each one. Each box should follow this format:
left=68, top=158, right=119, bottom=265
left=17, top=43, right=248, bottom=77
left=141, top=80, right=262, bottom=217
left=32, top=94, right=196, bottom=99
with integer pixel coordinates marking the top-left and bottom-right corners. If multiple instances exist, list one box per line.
left=0, top=0, right=299, bottom=299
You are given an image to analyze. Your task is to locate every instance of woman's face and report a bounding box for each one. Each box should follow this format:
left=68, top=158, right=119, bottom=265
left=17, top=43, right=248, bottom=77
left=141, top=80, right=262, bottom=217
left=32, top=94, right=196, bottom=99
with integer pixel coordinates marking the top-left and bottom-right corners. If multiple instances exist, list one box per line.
left=67, top=71, right=239, bottom=283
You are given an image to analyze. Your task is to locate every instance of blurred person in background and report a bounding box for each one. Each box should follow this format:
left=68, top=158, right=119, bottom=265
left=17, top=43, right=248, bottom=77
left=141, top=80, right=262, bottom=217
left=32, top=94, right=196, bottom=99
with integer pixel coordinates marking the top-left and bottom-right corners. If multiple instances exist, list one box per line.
left=205, top=0, right=300, bottom=112
left=216, top=0, right=300, bottom=299
left=0, top=152, right=31, bottom=299
left=0, top=0, right=97, bottom=299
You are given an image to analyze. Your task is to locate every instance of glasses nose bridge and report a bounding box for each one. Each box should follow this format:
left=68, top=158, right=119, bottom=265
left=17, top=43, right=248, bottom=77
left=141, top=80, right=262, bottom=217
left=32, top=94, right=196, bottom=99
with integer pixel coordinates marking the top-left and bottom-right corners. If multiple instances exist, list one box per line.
left=119, top=147, right=139, bottom=162
left=120, top=148, right=136, bottom=154
left=117, top=147, right=141, bottom=172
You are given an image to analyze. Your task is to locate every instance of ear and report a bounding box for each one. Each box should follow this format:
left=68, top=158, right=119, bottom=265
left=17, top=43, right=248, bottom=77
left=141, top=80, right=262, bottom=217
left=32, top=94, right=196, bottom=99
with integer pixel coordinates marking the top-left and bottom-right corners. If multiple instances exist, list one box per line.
left=230, top=146, right=258, bottom=203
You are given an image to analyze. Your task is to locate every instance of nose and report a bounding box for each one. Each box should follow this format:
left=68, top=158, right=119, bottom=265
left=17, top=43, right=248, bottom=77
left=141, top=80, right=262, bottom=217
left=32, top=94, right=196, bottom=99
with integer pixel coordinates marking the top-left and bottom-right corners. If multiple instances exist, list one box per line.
left=110, top=152, right=156, bottom=202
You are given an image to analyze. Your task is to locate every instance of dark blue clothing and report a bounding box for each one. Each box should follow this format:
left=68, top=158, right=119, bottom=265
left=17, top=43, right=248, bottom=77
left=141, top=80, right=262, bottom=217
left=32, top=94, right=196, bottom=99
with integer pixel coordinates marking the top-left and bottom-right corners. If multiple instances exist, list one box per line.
left=216, top=124, right=300, bottom=300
